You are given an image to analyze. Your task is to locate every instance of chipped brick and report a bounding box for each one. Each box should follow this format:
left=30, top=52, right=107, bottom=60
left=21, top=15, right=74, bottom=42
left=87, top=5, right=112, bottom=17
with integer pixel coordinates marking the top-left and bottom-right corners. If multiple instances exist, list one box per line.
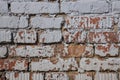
left=6, top=72, right=30, bottom=80
left=14, top=29, right=36, bottom=43
left=62, top=28, right=86, bottom=43
left=39, top=30, right=62, bottom=43
left=9, top=45, right=54, bottom=57
left=45, top=72, right=68, bottom=80
left=0, top=59, right=28, bottom=70
left=65, top=16, right=115, bottom=29
left=95, top=44, right=119, bottom=57
left=88, top=31, right=118, bottom=43
left=79, top=58, right=120, bottom=72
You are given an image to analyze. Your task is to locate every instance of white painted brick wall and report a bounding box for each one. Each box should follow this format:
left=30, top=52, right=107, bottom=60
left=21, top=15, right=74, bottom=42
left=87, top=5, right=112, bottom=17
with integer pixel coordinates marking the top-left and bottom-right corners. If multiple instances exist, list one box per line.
left=11, top=2, right=59, bottom=14
left=112, top=1, right=120, bottom=13
left=31, top=17, right=63, bottom=29
left=61, top=1, right=108, bottom=14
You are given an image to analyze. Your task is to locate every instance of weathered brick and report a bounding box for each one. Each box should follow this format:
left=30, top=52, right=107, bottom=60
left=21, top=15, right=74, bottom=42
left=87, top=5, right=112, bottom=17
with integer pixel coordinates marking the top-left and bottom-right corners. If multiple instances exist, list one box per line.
left=30, top=58, right=78, bottom=71
left=0, top=16, right=28, bottom=28
left=11, top=2, right=59, bottom=14
left=112, top=1, right=120, bottom=13
left=0, top=1, right=8, bottom=14
left=39, top=30, right=62, bottom=43
left=31, top=73, right=44, bottom=80
left=95, top=44, right=119, bottom=57
left=0, top=46, right=7, bottom=58
left=88, top=31, right=118, bottom=43
left=0, top=30, right=11, bottom=43
left=67, top=44, right=93, bottom=57
left=14, top=29, right=37, bottom=43
left=45, top=72, right=68, bottom=80
left=65, top=16, right=115, bottom=29
left=94, top=72, right=118, bottom=80
left=79, top=58, right=120, bottom=72
left=62, top=28, right=86, bottom=43
left=68, top=72, right=93, bottom=80
left=9, top=45, right=54, bottom=57
left=0, top=59, right=28, bottom=70
left=31, top=17, right=63, bottom=29
left=61, top=1, right=108, bottom=14
left=6, top=72, right=30, bottom=80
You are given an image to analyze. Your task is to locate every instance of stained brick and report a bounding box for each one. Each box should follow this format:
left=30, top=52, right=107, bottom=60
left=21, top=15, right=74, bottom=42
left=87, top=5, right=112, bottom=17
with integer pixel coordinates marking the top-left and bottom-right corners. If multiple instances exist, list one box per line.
left=30, top=17, right=63, bottom=29
left=79, top=58, right=120, bottom=72
left=88, top=31, right=118, bottom=43
left=61, top=1, right=108, bottom=13
left=9, top=45, right=54, bottom=57
left=95, top=44, right=119, bottom=57
left=11, top=2, right=59, bottom=14
left=30, top=58, right=78, bottom=71
left=14, top=29, right=36, bottom=43
left=67, top=44, right=93, bottom=57
left=39, top=30, right=62, bottom=43
left=0, top=59, right=28, bottom=70
left=65, top=16, right=115, bottom=29
left=0, top=46, right=7, bottom=58
left=62, top=28, right=86, bottom=43
left=0, top=30, right=11, bottom=43
left=94, top=72, right=118, bottom=80
left=45, top=72, right=68, bottom=80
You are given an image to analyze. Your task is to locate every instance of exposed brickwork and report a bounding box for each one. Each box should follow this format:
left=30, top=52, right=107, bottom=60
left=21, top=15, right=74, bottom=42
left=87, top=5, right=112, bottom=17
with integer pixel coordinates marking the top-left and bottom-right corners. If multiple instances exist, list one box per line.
left=0, top=0, right=120, bottom=80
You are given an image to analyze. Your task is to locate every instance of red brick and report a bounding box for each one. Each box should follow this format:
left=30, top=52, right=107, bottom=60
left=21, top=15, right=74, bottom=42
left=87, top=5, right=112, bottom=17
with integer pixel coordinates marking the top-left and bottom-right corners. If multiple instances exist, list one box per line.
left=14, top=29, right=36, bottom=43
left=0, top=59, right=28, bottom=70
left=62, top=28, right=86, bottom=43
left=65, top=16, right=115, bottom=29
left=95, top=44, right=119, bottom=57
left=88, top=31, right=118, bottom=43
left=67, top=44, right=93, bottom=57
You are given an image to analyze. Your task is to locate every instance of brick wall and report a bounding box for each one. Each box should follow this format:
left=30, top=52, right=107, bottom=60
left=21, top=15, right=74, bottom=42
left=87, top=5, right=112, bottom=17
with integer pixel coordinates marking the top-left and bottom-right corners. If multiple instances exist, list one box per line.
left=0, top=0, right=120, bottom=80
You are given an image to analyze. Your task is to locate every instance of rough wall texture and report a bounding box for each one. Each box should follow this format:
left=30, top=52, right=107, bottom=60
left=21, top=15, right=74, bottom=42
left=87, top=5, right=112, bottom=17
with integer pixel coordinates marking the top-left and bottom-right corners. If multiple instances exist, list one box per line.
left=0, top=0, right=120, bottom=80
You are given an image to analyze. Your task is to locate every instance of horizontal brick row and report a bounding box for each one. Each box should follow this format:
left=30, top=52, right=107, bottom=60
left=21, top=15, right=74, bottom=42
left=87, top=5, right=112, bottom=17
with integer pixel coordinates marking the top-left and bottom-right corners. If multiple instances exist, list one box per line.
left=2, top=1, right=120, bottom=14
left=0, top=57, right=119, bottom=72
left=1, top=26, right=120, bottom=44
left=0, top=72, right=119, bottom=80
left=0, top=16, right=120, bottom=29
left=0, top=43, right=118, bottom=58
